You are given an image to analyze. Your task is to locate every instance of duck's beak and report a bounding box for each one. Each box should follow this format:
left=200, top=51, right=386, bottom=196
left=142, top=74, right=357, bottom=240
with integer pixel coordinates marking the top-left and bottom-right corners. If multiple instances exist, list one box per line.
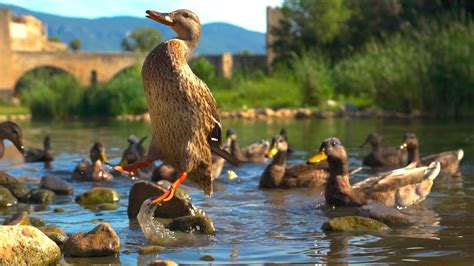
left=146, top=10, right=173, bottom=26
left=99, top=151, right=109, bottom=164
left=399, top=143, right=408, bottom=150
left=307, top=150, right=328, bottom=164
left=265, top=144, right=278, bottom=158
left=15, top=142, right=26, bottom=156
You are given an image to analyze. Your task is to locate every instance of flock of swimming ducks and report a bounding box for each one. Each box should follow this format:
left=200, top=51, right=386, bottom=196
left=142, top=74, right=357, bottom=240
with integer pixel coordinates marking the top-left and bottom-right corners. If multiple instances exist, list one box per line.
left=0, top=8, right=466, bottom=213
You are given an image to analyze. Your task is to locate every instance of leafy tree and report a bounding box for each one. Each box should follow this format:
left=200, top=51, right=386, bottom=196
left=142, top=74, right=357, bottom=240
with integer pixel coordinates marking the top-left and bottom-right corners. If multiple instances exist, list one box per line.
left=191, top=58, right=216, bottom=86
left=121, top=27, right=163, bottom=52
left=48, top=36, right=62, bottom=42
left=69, top=39, right=81, bottom=51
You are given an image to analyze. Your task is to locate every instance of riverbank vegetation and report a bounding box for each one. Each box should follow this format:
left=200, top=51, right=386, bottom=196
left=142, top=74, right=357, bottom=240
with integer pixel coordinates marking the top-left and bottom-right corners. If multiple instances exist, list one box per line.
left=6, top=0, right=473, bottom=119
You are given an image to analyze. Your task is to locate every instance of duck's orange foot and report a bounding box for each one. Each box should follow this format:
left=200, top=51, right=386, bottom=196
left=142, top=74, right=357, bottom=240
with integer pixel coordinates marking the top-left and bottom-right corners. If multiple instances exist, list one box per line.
left=114, top=160, right=152, bottom=176
left=148, top=172, right=188, bottom=205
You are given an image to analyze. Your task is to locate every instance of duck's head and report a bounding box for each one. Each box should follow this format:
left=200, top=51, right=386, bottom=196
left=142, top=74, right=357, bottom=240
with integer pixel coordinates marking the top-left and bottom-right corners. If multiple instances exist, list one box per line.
left=307, top=138, right=347, bottom=168
left=226, top=128, right=237, bottom=143
left=400, top=133, right=419, bottom=150
left=146, top=9, right=201, bottom=49
left=0, top=121, right=25, bottom=156
left=89, top=142, right=109, bottom=163
left=279, top=129, right=289, bottom=141
left=118, top=135, right=147, bottom=166
left=266, top=135, right=288, bottom=158
left=360, top=132, right=382, bottom=148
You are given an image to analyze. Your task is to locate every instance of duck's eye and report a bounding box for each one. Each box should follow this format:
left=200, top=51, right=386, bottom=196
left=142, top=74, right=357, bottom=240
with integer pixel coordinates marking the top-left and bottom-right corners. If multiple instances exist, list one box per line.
left=331, top=141, right=338, bottom=147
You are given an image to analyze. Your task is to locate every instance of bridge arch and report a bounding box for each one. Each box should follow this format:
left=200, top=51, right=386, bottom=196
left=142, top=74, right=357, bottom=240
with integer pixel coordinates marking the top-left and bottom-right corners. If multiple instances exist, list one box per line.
left=13, top=65, right=78, bottom=96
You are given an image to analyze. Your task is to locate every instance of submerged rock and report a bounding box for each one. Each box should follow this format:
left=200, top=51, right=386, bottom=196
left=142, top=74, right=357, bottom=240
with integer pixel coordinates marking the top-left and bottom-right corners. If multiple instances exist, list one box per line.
left=3, top=211, right=30, bottom=225
left=0, top=172, right=29, bottom=201
left=39, top=226, right=68, bottom=248
left=322, top=216, right=390, bottom=233
left=28, top=189, right=56, bottom=204
left=75, top=187, right=119, bottom=206
left=0, top=186, right=17, bottom=207
left=40, top=175, right=74, bottom=195
left=0, top=171, right=20, bottom=187
left=0, top=225, right=61, bottom=264
left=357, top=201, right=415, bottom=226
left=128, top=181, right=196, bottom=219
left=30, top=217, right=46, bottom=227
left=64, top=223, right=120, bottom=257
left=167, top=215, right=216, bottom=235
left=138, top=245, right=166, bottom=255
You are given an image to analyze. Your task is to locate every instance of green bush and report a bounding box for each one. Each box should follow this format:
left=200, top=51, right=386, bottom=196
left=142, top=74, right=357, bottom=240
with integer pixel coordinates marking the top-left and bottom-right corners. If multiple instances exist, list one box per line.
left=191, top=57, right=216, bottom=86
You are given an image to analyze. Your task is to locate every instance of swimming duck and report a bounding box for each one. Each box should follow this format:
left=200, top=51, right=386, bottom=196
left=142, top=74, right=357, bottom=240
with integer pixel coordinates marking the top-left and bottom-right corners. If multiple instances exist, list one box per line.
left=360, top=133, right=407, bottom=168
left=0, top=121, right=25, bottom=159
left=25, top=135, right=54, bottom=163
left=400, top=133, right=463, bottom=176
left=72, top=143, right=113, bottom=182
left=259, top=135, right=328, bottom=188
left=116, top=9, right=238, bottom=204
left=307, top=138, right=440, bottom=207
left=227, top=128, right=269, bottom=163
left=117, top=135, right=154, bottom=178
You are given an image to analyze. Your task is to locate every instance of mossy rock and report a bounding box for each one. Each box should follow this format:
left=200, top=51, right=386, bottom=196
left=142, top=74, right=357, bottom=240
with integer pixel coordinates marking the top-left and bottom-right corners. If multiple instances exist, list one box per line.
left=138, top=245, right=166, bottom=255
left=97, top=203, right=119, bottom=211
left=167, top=215, right=216, bottom=235
left=28, top=189, right=56, bottom=204
left=0, top=185, right=18, bottom=207
left=5, top=182, right=30, bottom=202
left=322, top=216, right=390, bottom=233
left=30, top=217, right=46, bottom=227
left=75, top=187, right=120, bottom=206
left=39, top=226, right=68, bottom=248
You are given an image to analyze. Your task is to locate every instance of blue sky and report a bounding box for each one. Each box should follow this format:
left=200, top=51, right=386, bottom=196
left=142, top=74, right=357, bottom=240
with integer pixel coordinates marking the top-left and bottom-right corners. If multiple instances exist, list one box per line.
left=0, top=0, right=283, bottom=32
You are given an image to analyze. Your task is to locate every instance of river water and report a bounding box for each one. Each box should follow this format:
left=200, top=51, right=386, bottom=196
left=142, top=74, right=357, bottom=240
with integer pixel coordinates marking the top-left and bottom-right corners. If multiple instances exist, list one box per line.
left=1, top=118, right=473, bottom=264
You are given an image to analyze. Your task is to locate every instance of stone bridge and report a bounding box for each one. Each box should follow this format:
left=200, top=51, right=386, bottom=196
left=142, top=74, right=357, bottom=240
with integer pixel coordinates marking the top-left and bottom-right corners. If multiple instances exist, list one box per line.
left=0, top=8, right=140, bottom=98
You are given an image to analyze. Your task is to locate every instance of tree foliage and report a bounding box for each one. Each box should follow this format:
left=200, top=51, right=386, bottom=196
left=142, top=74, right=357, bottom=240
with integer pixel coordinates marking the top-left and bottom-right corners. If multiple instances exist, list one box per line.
left=121, top=27, right=163, bottom=52
left=69, top=39, right=81, bottom=51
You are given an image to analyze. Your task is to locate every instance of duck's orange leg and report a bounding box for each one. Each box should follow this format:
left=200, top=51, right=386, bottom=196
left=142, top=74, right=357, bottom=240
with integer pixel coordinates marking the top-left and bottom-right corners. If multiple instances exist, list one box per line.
left=115, top=160, right=152, bottom=176
left=149, top=172, right=188, bottom=205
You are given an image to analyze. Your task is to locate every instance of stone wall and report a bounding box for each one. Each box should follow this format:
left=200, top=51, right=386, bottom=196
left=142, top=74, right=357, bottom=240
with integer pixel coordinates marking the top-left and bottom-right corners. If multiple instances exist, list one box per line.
left=266, top=7, right=284, bottom=67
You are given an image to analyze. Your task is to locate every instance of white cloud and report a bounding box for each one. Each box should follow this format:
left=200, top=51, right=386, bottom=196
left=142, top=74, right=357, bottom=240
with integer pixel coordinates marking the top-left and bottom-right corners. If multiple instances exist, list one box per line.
left=1, top=0, right=283, bottom=32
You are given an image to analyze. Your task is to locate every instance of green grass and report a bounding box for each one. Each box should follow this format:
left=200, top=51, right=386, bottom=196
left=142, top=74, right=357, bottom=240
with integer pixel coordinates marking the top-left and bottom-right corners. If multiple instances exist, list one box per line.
left=0, top=105, right=29, bottom=115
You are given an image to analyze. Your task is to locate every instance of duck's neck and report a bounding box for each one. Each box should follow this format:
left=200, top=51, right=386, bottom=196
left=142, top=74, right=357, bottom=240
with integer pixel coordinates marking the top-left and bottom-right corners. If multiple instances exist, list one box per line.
left=371, top=143, right=380, bottom=152
left=0, top=140, right=4, bottom=159
left=43, top=139, right=51, bottom=152
left=407, top=146, right=420, bottom=164
left=230, top=139, right=246, bottom=161
left=325, top=158, right=358, bottom=206
left=271, top=151, right=287, bottom=166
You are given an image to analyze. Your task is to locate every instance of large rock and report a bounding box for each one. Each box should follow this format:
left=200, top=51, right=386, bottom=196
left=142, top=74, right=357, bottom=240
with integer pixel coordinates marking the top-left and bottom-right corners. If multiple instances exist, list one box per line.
left=167, top=215, right=216, bottom=235
left=128, top=181, right=196, bottom=219
left=39, top=226, right=68, bottom=248
left=357, top=201, right=415, bottom=226
left=63, top=223, right=120, bottom=257
left=0, top=172, right=29, bottom=202
left=0, top=225, right=61, bottom=264
left=322, top=216, right=390, bottom=233
left=28, top=188, right=56, bottom=204
left=0, top=171, right=19, bottom=187
left=75, top=187, right=119, bottom=206
left=40, top=175, right=74, bottom=195
left=3, top=211, right=30, bottom=225
left=0, top=186, right=17, bottom=207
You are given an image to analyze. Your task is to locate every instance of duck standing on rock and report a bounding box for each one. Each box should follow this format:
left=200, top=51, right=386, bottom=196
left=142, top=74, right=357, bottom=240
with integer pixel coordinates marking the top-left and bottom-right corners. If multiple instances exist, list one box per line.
left=0, top=121, right=25, bottom=159
left=116, top=9, right=238, bottom=204
left=307, top=137, right=440, bottom=207
left=25, top=135, right=54, bottom=163
left=360, top=133, right=407, bottom=168
left=400, top=133, right=464, bottom=176
left=259, top=135, right=328, bottom=189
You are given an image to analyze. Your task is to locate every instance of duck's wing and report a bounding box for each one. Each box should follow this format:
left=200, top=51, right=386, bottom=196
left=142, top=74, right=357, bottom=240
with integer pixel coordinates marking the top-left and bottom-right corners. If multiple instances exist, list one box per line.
left=420, top=149, right=463, bottom=170
left=194, top=77, right=240, bottom=166
left=283, top=164, right=328, bottom=187
left=353, top=162, right=439, bottom=193
left=380, top=146, right=406, bottom=166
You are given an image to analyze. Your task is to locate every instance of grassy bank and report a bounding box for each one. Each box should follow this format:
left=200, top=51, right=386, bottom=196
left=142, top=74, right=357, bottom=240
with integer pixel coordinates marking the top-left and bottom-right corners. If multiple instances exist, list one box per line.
left=12, top=19, right=473, bottom=119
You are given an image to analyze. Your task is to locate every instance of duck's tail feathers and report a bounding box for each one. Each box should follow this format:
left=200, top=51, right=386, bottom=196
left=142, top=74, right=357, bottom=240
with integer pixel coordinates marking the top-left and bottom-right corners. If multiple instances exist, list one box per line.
left=425, top=161, right=441, bottom=181
left=211, top=146, right=240, bottom=166
left=457, top=149, right=464, bottom=161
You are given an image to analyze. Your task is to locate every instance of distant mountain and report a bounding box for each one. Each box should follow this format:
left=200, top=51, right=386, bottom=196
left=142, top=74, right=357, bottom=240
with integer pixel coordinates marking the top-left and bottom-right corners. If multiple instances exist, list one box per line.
left=0, top=4, right=266, bottom=55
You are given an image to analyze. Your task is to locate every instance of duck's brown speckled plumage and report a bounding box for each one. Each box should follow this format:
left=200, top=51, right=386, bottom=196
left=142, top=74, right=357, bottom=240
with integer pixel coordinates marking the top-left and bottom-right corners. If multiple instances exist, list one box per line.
left=361, top=133, right=407, bottom=168
left=308, top=138, right=440, bottom=208
left=259, top=135, right=328, bottom=189
left=402, top=133, right=464, bottom=176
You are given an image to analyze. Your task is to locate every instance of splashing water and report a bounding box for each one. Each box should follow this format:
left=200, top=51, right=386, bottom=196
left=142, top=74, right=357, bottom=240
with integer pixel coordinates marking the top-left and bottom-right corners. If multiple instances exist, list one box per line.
left=137, top=198, right=212, bottom=246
